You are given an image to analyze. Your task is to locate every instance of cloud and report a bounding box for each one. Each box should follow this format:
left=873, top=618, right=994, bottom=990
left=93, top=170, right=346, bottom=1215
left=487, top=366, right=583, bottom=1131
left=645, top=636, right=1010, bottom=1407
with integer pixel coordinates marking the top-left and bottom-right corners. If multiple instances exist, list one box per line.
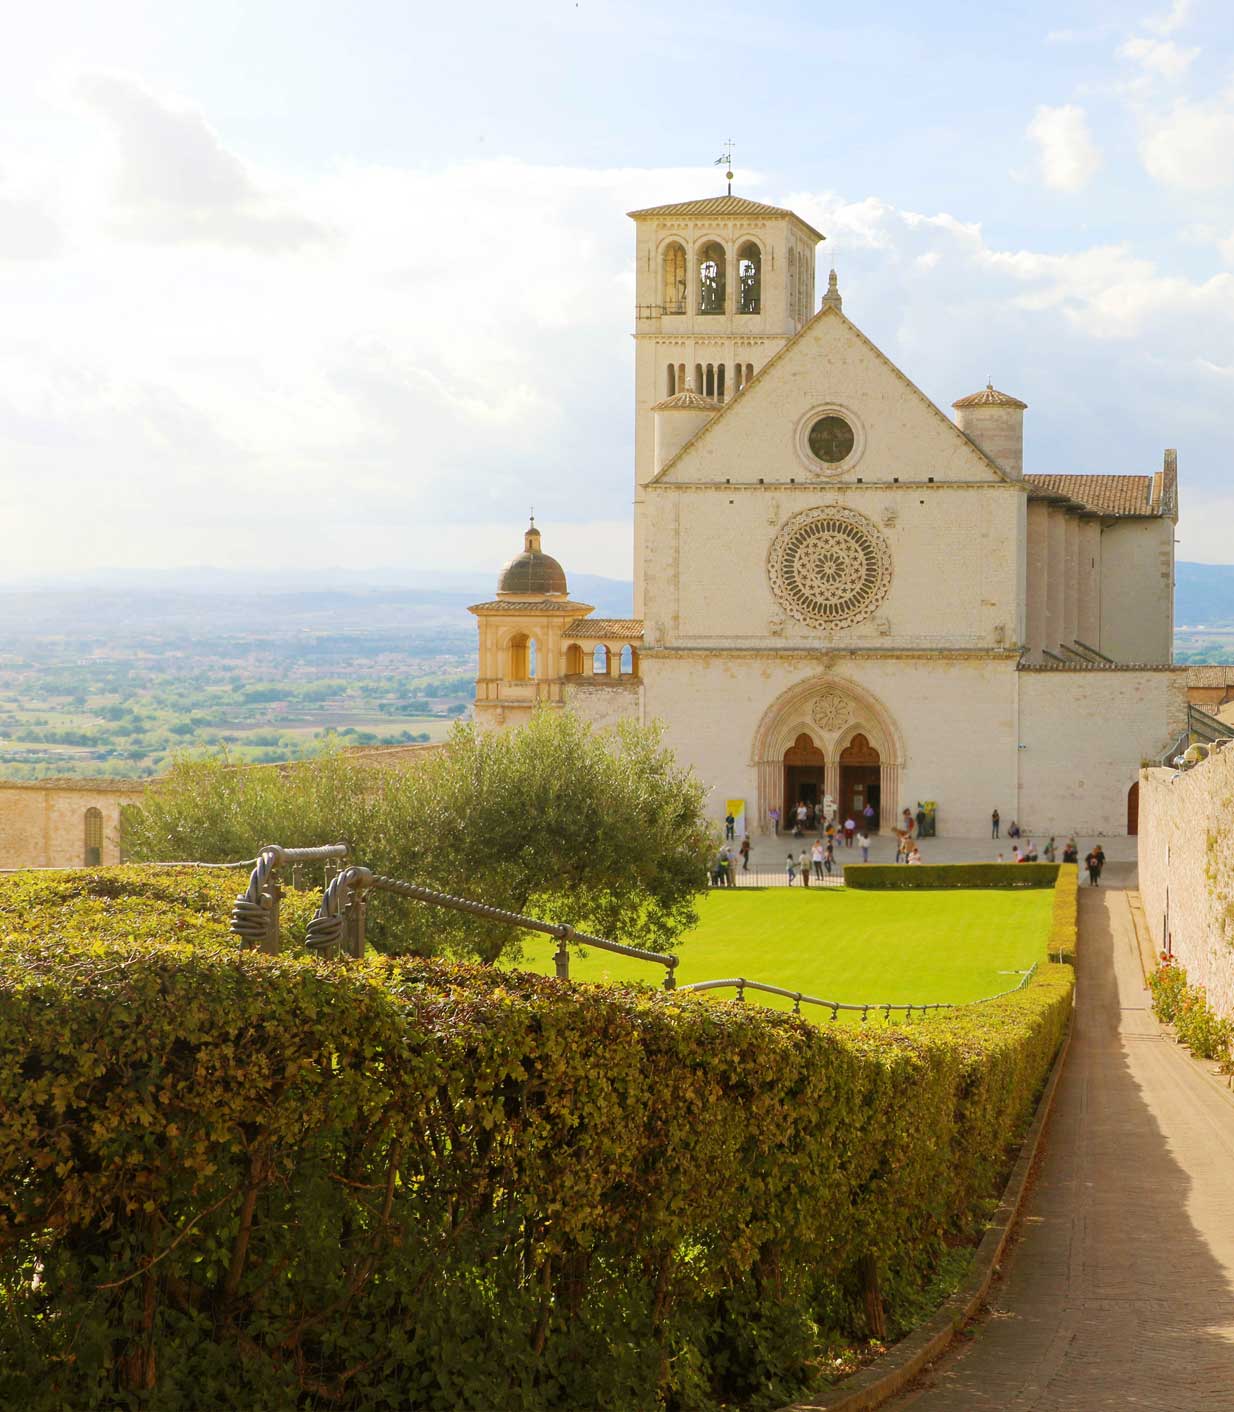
left=76, top=72, right=332, bottom=250
left=1119, top=36, right=1199, bottom=79
left=1027, top=105, right=1101, bottom=192
left=1140, top=96, right=1234, bottom=189
left=1144, top=0, right=1192, bottom=36
left=0, top=194, right=61, bottom=259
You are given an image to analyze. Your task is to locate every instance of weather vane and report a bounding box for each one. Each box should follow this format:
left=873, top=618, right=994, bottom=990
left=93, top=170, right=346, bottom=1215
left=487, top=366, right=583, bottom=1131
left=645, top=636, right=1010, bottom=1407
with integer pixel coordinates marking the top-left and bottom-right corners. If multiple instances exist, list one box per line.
left=714, top=139, right=735, bottom=195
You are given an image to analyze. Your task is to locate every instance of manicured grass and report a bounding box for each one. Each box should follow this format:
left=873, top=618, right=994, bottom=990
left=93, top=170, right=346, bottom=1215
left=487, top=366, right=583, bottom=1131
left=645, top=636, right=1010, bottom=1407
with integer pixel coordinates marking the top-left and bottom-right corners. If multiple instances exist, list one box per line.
left=517, top=887, right=1054, bottom=1021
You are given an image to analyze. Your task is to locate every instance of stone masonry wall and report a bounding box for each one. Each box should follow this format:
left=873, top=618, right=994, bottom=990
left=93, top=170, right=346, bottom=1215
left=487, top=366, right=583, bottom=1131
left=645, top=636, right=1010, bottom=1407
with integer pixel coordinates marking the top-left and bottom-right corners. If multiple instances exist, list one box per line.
left=1139, top=747, right=1234, bottom=1020
left=0, top=782, right=146, bottom=869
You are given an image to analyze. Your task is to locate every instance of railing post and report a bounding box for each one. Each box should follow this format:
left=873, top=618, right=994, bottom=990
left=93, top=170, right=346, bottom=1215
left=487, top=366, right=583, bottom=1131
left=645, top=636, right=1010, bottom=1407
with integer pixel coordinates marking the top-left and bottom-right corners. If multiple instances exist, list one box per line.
left=663, top=958, right=677, bottom=992
left=263, top=874, right=282, bottom=956
left=343, top=887, right=367, bottom=960
left=553, top=925, right=571, bottom=981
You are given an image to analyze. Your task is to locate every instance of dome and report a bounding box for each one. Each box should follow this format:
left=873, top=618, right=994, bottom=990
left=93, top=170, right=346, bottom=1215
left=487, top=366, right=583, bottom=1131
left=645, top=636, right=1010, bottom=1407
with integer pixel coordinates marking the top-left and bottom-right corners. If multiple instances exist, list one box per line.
left=952, top=382, right=1027, bottom=410
left=497, top=520, right=568, bottom=596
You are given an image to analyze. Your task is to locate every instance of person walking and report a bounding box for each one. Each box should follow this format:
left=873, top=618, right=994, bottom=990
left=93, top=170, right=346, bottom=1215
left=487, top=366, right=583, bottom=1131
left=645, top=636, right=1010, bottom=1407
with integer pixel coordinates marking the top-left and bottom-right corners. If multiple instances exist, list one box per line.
left=856, top=829, right=870, bottom=862
left=769, top=806, right=780, bottom=836
left=824, top=839, right=835, bottom=875
left=1085, top=849, right=1100, bottom=886
left=799, top=848, right=811, bottom=887
left=843, top=816, right=856, bottom=847
left=863, top=801, right=876, bottom=834
left=785, top=852, right=796, bottom=885
left=811, top=838, right=825, bottom=880
left=724, top=811, right=735, bottom=841
left=901, top=807, right=915, bottom=838
left=1093, top=843, right=1106, bottom=882
left=991, top=808, right=1000, bottom=839
left=739, top=835, right=751, bottom=872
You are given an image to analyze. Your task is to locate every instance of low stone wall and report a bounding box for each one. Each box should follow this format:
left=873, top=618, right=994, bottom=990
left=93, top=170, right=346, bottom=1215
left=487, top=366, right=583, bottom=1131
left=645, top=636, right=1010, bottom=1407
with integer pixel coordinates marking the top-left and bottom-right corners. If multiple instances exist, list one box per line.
left=1138, top=748, right=1234, bottom=1020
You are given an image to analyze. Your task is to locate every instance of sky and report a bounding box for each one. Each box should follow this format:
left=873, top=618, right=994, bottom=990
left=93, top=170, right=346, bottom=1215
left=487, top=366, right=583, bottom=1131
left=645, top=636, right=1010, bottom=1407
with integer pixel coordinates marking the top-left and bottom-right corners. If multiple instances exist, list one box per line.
left=2, top=0, right=1233, bottom=581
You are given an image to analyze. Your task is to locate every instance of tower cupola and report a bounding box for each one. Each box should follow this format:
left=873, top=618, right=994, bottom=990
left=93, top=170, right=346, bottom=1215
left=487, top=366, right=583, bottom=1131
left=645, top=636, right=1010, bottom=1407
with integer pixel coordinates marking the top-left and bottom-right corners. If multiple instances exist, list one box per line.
left=496, top=518, right=568, bottom=597
left=952, top=383, right=1027, bottom=478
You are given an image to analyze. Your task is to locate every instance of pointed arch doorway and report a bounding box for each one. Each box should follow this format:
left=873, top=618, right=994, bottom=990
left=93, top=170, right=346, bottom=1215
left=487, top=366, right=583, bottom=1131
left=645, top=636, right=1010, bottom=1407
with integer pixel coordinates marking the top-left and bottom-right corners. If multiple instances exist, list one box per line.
left=783, top=732, right=825, bottom=823
left=839, top=733, right=881, bottom=828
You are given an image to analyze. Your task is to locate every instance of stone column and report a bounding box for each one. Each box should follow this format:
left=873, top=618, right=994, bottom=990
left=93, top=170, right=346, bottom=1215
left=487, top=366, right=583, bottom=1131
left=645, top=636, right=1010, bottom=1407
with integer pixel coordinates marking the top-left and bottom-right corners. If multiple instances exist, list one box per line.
left=1045, top=509, right=1065, bottom=654
left=879, top=763, right=900, bottom=832
left=1063, top=515, right=1079, bottom=647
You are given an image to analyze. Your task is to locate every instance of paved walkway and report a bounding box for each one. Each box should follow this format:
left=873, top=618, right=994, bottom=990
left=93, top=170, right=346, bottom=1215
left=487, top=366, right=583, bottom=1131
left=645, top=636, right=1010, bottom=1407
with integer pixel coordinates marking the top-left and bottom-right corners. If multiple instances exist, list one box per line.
left=889, top=882, right=1234, bottom=1410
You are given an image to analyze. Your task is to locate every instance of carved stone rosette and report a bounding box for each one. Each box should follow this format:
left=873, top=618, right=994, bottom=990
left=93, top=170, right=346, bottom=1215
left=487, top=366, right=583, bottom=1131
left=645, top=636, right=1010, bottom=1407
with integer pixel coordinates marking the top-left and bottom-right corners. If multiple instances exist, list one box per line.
left=767, top=506, right=892, bottom=629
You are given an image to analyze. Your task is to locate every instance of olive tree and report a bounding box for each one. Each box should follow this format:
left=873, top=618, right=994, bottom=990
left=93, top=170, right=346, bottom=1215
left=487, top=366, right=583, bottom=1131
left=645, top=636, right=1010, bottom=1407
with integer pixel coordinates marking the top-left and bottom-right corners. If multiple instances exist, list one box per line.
left=124, top=711, right=715, bottom=963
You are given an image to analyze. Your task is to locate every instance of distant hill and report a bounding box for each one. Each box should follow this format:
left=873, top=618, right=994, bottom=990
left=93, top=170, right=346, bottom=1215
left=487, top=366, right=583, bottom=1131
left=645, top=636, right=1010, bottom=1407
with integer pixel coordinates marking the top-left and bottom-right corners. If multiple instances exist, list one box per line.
left=0, top=570, right=635, bottom=642
left=1175, top=562, right=1234, bottom=629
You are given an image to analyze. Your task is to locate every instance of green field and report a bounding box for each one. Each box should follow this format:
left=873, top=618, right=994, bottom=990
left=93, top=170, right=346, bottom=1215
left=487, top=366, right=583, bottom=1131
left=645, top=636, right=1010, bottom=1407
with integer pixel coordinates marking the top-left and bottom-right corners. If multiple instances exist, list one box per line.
left=518, top=887, right=1054, bottom=1020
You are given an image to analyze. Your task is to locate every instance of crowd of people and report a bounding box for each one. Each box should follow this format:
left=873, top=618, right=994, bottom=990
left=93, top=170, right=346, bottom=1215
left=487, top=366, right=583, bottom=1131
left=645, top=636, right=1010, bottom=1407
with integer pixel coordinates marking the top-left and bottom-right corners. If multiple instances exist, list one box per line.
left=711, top=802, right=1113, bottom=887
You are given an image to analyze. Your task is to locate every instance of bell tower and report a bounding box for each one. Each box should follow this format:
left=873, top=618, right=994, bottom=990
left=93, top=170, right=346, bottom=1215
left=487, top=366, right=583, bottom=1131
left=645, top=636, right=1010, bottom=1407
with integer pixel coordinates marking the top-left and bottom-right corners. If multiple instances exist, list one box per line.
left=627, top=194, right=825, bottom=614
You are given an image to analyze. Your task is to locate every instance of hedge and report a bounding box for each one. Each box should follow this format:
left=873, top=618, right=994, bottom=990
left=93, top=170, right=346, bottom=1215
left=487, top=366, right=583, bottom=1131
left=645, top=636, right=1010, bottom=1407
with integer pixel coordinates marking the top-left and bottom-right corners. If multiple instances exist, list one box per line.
left=843, top=862, right=1061, bottom=890
left=0, top=867, right=1076, bottom=1411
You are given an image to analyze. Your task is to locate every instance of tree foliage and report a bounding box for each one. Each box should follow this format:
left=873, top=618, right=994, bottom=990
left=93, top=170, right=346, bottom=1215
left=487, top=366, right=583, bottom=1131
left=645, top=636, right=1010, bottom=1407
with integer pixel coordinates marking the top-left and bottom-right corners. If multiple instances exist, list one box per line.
left=123, top=712, right=715, bottom=962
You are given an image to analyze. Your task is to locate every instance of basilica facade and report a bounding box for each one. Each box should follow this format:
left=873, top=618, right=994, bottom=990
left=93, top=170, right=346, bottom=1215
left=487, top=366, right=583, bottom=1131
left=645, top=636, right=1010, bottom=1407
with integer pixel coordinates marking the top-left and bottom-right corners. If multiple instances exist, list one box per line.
left=471, top=193, right=1185, bottom=837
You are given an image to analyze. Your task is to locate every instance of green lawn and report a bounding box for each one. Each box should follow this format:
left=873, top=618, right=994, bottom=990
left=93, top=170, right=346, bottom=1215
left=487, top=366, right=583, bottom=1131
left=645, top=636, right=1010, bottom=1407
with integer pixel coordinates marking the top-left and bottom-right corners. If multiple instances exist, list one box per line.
left=517, top=887, right=1054, bottom=1021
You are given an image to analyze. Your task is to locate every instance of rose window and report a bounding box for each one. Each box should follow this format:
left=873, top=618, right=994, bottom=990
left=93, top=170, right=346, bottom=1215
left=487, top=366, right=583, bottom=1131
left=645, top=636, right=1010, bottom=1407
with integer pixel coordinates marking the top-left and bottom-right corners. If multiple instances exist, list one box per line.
left=768, top=507, right=892, bottom=629
left=811, top=692, right=850, bottom=732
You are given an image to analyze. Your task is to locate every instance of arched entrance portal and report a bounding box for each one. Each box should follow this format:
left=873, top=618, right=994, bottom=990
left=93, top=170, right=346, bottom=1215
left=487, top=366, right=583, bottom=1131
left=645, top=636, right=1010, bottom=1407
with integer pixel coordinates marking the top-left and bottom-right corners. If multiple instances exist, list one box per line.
left=839, top=733, right=881, bottom=827
left=783, top=732, right=825, bottom=824
left=751, top=676, right=904, bottom=836
left=1127, top=780, right=1139, bottom=835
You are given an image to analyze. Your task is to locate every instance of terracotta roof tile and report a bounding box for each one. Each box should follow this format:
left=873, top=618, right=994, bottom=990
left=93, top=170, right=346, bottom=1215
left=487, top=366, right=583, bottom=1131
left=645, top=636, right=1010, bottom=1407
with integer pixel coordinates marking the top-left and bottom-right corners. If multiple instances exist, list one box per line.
left=467, top=599, right=594, bottom=614
left=1025, top=474, right=1163, bottom=517
left=563, top=618, right=644, bottom=640
left=627, top=195, right=824, bottom=243
left=953, top=384, right=1027, bottom=409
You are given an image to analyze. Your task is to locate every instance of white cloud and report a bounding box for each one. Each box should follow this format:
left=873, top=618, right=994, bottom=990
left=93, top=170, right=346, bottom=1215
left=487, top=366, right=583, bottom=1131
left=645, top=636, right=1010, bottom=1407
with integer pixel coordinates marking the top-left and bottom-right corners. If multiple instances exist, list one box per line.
left=76, top=72, right=333, bottom=250
left=1119, top=36, right=1199, bottom=79
left=1140, top=97, right=1234, bottom=189
left=1144, top=0, right=1192, bottom=36
left=1027, top=105, right=1102, bottom=192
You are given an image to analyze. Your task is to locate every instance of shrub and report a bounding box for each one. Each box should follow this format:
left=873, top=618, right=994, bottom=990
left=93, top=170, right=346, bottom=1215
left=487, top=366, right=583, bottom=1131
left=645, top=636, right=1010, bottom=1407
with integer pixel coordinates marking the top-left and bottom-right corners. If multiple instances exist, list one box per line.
left=0, top=867, right=1075, bottom=1411
left=843, top=862, right=1060, bottom=890
left=1150, top=959, right=1234, bottom=1061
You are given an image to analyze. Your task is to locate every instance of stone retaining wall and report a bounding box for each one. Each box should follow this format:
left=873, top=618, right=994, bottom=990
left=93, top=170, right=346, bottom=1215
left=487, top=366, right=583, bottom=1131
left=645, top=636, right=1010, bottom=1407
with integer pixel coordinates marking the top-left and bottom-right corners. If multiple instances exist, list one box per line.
left=1138, top=747, right=1234, bottom=1019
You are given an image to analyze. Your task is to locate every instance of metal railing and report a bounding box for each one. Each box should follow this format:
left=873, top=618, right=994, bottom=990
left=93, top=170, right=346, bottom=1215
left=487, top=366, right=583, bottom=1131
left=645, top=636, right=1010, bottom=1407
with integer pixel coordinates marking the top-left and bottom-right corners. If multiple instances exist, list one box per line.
left=711, top=868, right=845, bottom=889
left=230, top=842, right=351, bottom=954
left=225, top=843, right=1043, bottom=1020
left=677, top=963, right=1039, bottom=1021
left=301, top=864, right=681, bottom=989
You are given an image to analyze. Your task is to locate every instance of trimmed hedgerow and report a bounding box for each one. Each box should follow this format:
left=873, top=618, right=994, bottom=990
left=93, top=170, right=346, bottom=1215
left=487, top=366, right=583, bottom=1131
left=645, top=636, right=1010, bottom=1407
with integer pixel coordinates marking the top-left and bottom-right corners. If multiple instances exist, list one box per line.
left=0, top=867, right=1075, bottom=1411
left=843, top=862, right=1060, bottom=890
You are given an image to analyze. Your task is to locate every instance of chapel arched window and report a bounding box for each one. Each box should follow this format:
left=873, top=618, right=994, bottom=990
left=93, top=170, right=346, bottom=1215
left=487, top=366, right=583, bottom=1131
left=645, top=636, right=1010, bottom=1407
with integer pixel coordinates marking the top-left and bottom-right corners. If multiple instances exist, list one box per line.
left=84, top=807, right=103, bottom=866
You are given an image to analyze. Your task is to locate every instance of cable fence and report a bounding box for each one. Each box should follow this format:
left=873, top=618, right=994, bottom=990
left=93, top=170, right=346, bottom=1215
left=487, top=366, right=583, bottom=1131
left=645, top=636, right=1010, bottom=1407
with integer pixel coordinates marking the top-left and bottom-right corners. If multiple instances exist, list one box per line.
left=218, top=841, right=1045, bottom=1020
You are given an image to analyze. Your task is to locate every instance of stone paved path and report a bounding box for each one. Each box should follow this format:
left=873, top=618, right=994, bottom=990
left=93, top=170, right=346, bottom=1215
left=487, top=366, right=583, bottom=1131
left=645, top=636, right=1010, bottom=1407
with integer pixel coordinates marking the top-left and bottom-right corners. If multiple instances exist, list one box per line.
left=889, top=882, right=1234, bottom=1411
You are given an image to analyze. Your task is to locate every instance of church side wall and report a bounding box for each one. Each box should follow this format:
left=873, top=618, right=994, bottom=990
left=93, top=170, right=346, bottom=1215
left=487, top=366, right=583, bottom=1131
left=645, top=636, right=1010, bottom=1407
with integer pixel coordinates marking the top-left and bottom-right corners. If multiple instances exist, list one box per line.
left=0, top=784, right=145, bottom=869
left=563, top=680, right=642, bottom=731
left=1099, top=519, right=1174, bottom=664
left=1139, top=752, right=1234, bottom=1021
left=641, top=654, right=1019, bottom=838
left=1016, top=669, right=1186, bottom=835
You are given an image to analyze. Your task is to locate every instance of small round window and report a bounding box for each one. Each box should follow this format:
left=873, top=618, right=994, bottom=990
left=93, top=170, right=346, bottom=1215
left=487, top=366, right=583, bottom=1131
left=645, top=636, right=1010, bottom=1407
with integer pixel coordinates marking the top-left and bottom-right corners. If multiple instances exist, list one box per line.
left=808, top=414, right=855, bottom=465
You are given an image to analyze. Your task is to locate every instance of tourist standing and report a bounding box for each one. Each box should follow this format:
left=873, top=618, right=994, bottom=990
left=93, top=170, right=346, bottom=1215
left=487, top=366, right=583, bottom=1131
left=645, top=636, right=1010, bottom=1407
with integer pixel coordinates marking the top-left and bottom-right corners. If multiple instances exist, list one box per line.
left=901, top=807, right=915, bottom=838
left=1093, top=844, right=1106, bottom=881
left=991, top=808, right=1000, bottom=839
left=843, top=816, right=856, bottom=847
left=799, top=848, right=811, bottom=887
left=863, top=801, right=876, bottom=834
left=795, top=801, right=809, bottom=835
left=770, top=805, right=780, bottom=836
left=856, top=829, right=870, bottom=862
left=1044, top=836, right=1056, bottom=862
left=825, top=839, right=835, bottom=875
left=724, top=811, right=735, bottom=841
left=1085, top=849, right=1100, bottom=886
left=811, top=838, right=825, bottom=880
left=739, top=835, right=751, bottom=872
left=785, top=852, right=796, bottom=885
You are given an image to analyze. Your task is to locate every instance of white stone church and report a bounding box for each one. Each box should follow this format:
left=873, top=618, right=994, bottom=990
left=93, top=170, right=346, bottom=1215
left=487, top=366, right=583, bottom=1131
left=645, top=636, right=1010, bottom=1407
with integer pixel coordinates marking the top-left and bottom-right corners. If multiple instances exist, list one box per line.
left=471, top=192, right=1184, bottom=837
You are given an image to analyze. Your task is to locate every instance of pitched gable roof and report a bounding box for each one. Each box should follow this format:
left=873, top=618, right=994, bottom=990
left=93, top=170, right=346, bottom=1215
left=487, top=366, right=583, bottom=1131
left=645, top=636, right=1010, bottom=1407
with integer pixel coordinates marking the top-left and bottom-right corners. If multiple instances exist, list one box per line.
left=648, top=303, right=1015, bottom=485
left=1026, top=474, right=1174, bottom=518
left=626, top=195, right=825, bottom=243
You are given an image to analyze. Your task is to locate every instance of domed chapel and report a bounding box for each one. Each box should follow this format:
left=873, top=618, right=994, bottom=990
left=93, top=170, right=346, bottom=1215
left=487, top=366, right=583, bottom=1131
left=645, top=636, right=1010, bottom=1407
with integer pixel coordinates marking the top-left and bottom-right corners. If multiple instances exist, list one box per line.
left=470, top=192, right=1184, bottom=837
